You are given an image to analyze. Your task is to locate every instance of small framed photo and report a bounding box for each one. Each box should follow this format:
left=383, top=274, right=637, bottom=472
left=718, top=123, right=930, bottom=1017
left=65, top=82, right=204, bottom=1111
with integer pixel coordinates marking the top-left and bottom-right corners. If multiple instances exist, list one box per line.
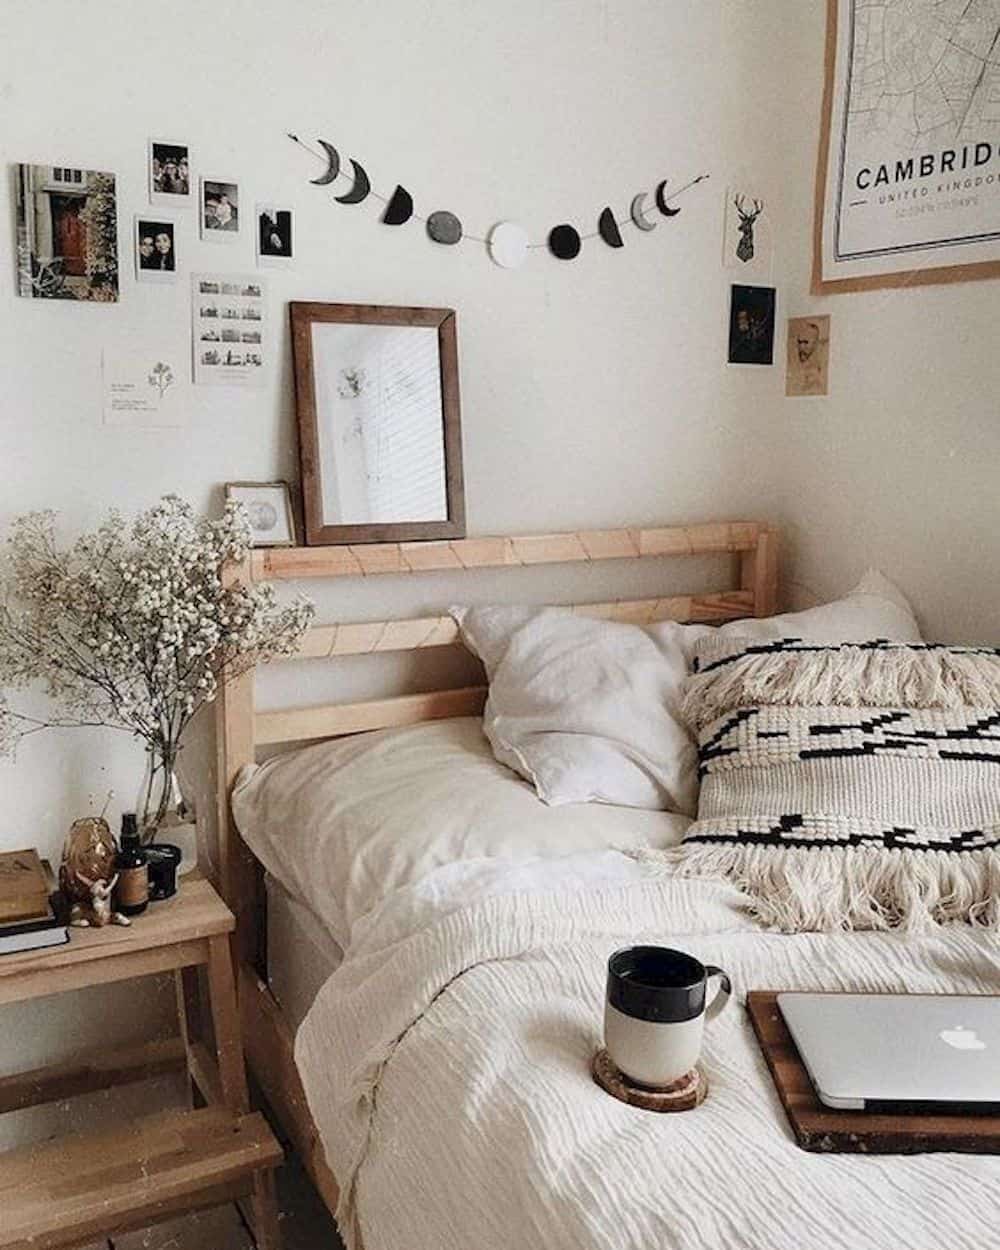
left=134, top=215, right=177, bottom=281
left=225, top=481, right=297, bottom=547
left=727, top=284, right=776, bottom=366
left=256, top=204, right=293, bottom=266
left=201, top=178, right=240, bottom=240
left=149, top=140, right=191, bottom=206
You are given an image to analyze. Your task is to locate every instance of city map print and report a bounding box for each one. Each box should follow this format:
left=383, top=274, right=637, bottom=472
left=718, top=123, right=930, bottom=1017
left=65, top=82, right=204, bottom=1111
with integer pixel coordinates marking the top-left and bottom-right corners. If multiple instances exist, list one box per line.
left=818, top=0, right=1000, bottom=287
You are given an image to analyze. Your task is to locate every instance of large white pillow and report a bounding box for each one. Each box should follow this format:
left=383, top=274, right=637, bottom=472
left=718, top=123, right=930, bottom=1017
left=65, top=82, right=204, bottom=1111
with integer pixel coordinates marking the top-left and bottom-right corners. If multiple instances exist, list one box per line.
left=450, top=573, right=920, bottom=817
left=232, top=717, right=690, bottom=948
left=452, top=606, right=698, bottom=813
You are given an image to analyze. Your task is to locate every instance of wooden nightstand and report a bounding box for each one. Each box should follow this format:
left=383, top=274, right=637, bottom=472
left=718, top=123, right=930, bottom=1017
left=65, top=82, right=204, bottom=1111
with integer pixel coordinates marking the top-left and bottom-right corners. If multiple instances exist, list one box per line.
left=0, top=878, right=282, bottom=1249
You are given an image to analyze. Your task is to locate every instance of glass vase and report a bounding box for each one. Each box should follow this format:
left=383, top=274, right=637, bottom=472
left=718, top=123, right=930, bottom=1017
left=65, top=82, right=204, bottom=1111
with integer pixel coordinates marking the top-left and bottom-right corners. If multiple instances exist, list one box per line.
left=136, top=746, right=185, bottom=841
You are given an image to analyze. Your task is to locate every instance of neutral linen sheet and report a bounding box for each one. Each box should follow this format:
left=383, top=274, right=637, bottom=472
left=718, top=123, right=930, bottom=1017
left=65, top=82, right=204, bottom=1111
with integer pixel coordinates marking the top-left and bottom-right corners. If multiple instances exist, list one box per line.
left=296, top=852, right=1000, bottom=1250
left=234, top=717, right=690, bottom=948
left=265, top=874, right=343, bottom=1030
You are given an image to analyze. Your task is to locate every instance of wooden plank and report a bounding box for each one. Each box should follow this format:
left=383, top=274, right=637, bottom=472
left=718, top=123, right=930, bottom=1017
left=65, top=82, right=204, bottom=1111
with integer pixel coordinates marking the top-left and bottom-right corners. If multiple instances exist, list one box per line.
left=0, top=1107, right=281, bottom=1249
left=248, top=521, right=764, bottom=581
left=0, top=1036, right=185, bottom=1115
left=0, top=939, right=209, bottom=1007
left=741, top=526, right=779, bottom=617
left=240, top=966, right=340, bottom=1220
left=206, top=934, right=250, bottom=1116
left=289, top=591, right=757, bottom=660
left=256, top=685, right=487, bottom=746
left=747, top=992, right=1000, bottom=1154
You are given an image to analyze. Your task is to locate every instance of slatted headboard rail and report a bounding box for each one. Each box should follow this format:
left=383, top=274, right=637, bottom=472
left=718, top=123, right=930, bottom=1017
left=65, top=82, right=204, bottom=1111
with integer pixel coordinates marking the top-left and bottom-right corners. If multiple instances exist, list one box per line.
left=215, top=520, right=778, bottom=960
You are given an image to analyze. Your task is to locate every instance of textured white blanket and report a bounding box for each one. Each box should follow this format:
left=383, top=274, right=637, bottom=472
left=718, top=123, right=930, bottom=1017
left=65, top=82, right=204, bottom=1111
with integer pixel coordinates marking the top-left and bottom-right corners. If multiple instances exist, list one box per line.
left=295, top=854, right=1000, bottom=1250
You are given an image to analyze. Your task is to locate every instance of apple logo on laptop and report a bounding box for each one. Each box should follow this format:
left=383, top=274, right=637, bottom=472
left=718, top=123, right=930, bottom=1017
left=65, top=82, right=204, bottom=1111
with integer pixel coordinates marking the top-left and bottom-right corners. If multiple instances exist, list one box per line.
left=939, top=1025, right=986, bottom=1051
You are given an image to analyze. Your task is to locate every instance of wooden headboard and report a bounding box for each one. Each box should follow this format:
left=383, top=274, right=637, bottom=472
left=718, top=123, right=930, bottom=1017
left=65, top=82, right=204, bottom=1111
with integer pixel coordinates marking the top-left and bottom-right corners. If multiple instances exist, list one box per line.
left=215, top=520, right=778, bottom=963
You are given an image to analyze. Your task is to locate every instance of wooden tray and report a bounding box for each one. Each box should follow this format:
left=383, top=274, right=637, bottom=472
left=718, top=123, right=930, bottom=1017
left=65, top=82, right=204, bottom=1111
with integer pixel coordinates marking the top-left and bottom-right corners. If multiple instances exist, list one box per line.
left=747, top=991, right=1000, bottom=1154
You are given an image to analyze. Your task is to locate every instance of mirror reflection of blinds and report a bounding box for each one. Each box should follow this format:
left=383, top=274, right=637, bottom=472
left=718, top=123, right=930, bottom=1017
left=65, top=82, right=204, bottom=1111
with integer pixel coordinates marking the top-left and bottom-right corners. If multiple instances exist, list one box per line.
left=362, top=328, right=447, bottom=522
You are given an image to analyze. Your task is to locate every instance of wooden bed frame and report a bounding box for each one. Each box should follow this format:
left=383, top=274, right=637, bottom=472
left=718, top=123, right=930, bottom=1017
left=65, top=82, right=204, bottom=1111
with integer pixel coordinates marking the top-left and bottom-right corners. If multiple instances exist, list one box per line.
left=213, top=520, right=779, bottom=1222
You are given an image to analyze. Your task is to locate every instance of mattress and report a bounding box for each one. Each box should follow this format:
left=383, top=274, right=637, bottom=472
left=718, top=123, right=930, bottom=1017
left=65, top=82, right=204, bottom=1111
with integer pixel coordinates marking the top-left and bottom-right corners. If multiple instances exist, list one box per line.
left=265, top=873, right=343, bottom=1031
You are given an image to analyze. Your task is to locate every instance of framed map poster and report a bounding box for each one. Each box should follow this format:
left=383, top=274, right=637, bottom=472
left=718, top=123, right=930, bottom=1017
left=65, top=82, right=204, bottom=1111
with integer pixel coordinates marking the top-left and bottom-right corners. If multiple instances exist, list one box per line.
left=814, top=0, right=1000, bottom=293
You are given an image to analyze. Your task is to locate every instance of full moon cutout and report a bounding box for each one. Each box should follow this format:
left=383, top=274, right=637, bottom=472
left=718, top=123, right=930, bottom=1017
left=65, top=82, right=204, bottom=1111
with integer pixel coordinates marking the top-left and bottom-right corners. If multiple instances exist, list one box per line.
left=311, top=140, right=341, bottom=186
left=427, top=210, right=463, bottom=245
left=334, top=159, right=371, bottom=205
left=548, top=223, right=582, bottom=260
left=487, top=221, right=530, bottom=269
left=630, top=192, right=657, bottom=231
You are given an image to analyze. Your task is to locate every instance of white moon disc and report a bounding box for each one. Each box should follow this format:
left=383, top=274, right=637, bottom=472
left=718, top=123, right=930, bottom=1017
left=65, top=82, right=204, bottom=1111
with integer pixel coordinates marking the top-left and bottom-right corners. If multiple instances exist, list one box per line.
left=488, top=221, right=530, bottom=269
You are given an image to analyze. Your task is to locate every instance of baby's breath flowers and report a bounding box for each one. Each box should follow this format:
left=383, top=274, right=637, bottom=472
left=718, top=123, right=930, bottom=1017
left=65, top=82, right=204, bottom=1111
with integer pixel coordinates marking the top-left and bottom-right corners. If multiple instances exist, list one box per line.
left=0, top=496, right=313, bottom=836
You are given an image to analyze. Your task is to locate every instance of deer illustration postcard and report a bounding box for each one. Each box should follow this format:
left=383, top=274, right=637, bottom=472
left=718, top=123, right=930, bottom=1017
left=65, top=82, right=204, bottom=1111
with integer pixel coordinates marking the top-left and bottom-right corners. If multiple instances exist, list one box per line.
left=723, top=187, right=770, bottom=273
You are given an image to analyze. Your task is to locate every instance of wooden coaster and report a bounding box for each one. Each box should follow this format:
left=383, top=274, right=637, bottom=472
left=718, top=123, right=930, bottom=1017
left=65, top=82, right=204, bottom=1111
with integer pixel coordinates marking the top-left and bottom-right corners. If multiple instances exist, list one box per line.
left=592, top=1048, right=707, bottom=1112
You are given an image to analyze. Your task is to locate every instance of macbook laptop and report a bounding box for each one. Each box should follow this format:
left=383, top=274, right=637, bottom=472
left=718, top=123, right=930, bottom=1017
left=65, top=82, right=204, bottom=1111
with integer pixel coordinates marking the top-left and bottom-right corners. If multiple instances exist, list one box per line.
left=777, top=992, right=1000, bottom=1113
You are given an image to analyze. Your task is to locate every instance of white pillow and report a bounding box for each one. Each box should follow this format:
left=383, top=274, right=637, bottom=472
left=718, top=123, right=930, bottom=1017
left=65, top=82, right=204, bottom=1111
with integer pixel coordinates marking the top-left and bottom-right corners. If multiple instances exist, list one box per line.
left=451, top=606, right=698, bottom=813
left=231, top=717, right=690, bottom=947
left=716, top=569, right=922, bottom=645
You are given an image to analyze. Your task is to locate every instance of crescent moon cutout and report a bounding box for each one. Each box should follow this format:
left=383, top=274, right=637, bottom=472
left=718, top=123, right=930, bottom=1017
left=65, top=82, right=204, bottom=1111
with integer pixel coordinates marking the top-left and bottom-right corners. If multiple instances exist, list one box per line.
left=488, top=221, right=530, bottom=269
left=548, top=223, right=582, bottom=260
left=382, top=184, right=413, bottom=225
left=311, top=139, right=341, bottom=186
left=334, top=159, right=371, bottom=205
left=630, top=192, right=657, bottom=232
left=597, top=206, right=625, bottom=248
left=655, top=179, right=682, bottom=217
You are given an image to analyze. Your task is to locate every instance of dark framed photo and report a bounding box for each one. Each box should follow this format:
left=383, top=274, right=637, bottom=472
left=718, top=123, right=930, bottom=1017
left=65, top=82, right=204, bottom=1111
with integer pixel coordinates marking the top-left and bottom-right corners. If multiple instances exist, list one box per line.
left=256, top=205, right=293, bottom=266
left=224, top=481, right=297, bottom=547
left=134, top=216, right=177, bottom=282
left=200, top=178, right=240, bottom=240
left=148, top=139, right=191, bottom=205
left=727, top=284, right=776, bottom=366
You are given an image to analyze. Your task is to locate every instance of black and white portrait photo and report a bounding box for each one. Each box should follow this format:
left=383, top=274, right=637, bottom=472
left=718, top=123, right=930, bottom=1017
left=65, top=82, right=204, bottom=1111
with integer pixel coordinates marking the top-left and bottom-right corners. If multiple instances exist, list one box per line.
left=134, top=216, right=177, bottom=281
left=727, top=284, right=776, bottom=366
left=256, top=205, right=293, bottom=266
left=149, top=140, right=190, bottom=204
left=200, top=178, right=239, bottom=239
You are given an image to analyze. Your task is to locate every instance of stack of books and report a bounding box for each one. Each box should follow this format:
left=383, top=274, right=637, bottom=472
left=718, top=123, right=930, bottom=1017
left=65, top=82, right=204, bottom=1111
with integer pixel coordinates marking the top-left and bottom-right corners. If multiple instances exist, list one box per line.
left=0, top=848, right=69, bottom=955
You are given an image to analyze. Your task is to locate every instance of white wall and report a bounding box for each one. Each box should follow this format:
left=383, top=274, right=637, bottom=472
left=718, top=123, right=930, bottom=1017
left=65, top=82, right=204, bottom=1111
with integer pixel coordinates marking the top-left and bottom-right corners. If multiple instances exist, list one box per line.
left=0, top=0, right=789, bottom=1118
left=756, top=1, right=1000, bottom=644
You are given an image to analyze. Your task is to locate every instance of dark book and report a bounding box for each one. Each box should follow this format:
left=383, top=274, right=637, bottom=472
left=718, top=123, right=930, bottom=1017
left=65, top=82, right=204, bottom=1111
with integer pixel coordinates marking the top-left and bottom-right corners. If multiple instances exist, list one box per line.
left=0, top=925, right=69, bottom=956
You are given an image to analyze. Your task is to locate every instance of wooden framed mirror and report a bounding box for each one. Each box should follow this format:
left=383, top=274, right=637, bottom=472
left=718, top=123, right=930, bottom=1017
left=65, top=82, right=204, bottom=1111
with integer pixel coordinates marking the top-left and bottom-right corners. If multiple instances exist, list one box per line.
left=290, top=302, right=465, bottom=546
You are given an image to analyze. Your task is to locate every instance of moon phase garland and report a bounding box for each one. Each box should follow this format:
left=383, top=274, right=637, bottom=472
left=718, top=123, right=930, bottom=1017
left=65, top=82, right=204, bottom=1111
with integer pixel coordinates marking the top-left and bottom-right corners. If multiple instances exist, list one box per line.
left=288, top=133, right=709, bottom=267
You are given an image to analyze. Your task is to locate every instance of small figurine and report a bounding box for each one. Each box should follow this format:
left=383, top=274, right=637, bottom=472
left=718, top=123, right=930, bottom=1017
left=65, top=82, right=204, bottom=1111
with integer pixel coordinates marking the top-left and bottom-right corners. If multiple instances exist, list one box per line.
left=69, top=872, right=131, bottom=927
left=60, top=793, right=118, bottom=911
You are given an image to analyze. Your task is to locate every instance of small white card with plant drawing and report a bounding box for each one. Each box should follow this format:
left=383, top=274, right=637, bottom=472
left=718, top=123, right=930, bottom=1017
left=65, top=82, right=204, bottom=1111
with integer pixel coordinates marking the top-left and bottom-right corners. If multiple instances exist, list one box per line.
left=102, top=346, right=186, bottom=426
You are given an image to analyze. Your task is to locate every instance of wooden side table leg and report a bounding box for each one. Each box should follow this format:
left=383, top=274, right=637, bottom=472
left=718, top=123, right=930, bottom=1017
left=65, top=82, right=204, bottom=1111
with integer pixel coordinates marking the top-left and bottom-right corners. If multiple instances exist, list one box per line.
left=249, top=1168, right=282, bottom=1250
left=175, top=965, right=203, bottom=1108
left=206, top=934, right=250, bottom=1115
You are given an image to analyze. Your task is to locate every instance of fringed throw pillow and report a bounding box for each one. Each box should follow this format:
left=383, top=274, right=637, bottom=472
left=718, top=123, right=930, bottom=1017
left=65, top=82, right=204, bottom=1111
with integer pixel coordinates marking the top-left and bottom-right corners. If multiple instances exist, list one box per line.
left=652, top=638, right=1000, bottom=933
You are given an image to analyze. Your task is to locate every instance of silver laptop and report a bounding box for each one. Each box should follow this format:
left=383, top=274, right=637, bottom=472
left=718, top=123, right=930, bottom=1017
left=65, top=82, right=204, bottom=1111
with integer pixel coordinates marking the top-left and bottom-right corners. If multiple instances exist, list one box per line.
left=777, top=992, right=1000, bottom=1112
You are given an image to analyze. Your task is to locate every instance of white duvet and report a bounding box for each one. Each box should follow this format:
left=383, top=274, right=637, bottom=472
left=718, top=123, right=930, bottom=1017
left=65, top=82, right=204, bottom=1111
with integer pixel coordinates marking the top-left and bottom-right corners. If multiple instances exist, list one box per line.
left=296, top=853, right=1000, bottom=1250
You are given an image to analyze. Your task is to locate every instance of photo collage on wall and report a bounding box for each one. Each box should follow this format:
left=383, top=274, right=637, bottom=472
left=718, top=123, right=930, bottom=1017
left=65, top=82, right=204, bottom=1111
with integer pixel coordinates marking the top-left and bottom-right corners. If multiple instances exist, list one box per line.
left=191, top=273, right=268, bottom=387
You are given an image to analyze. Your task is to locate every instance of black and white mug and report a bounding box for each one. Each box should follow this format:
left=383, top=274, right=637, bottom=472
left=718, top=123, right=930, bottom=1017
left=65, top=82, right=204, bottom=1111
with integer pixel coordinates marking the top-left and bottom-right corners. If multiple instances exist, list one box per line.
left=604, top=946, right=732, bottom=1088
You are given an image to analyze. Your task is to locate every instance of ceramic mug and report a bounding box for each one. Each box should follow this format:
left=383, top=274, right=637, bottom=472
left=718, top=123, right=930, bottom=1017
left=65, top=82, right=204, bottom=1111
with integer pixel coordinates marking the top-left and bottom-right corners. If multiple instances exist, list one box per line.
left=604, top=945, right=731, bottom=1088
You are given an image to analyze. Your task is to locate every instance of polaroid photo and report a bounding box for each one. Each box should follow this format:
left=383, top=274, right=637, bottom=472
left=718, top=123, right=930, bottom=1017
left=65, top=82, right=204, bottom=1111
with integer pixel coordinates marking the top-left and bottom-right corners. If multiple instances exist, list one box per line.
left=225, top=482, right=296, bottom=547
left=256, top=204, right=293, bottom=267
left=134, top=215, right=177, bottom=282
left=149, top=140, right=191, bottom=206
left=200, top=178, right=240, bottom=240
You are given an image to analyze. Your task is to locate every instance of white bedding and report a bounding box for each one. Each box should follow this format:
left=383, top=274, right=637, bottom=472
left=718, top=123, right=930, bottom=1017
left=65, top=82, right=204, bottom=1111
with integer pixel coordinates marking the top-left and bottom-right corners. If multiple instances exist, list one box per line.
left=296, top=852, right=1000, bottom=1250
left=265, top=874, right=343, bottom=1029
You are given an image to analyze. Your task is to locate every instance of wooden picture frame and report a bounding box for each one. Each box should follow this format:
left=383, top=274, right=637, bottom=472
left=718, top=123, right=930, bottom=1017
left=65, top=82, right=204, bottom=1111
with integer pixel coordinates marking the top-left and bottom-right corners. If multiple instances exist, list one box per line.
left=813, top=0, right=1000, bottom=294
left=290, top=302, right=466, bottom=546
left=224, top=481, right=297, bottom=548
